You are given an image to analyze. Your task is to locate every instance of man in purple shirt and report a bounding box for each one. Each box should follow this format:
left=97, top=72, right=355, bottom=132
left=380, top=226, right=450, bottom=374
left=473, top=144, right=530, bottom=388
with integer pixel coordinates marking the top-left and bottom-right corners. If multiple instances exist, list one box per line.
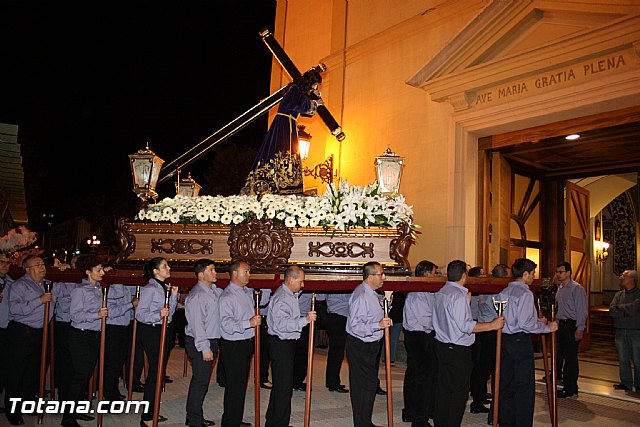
left=402, top=260, right=437, bottom=427
left=432, top=260, right=504, bottom=427
left=218, top=261, right=261, bottom=427
left=345, top=261, right=391, bottom=427
left=4, top=255, right=73, bottom=425
left=265, top=266, right=316, bottom=427
left=497, top=258, right=557, bottom=426
left=554, top=261, right=588, bottom=398
left=185, top=259, right=222, bottom=427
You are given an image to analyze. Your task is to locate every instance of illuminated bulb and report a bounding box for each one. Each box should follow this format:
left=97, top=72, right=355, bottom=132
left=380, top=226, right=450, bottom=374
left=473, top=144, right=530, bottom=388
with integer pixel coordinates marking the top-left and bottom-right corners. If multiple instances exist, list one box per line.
left=565, top=134, right=580, bottom=141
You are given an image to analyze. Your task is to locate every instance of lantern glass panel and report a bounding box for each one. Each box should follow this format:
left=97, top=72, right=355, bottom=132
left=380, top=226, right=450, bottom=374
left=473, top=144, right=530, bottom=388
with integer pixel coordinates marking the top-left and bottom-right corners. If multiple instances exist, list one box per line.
left=376, top=159, right=404, bottom=194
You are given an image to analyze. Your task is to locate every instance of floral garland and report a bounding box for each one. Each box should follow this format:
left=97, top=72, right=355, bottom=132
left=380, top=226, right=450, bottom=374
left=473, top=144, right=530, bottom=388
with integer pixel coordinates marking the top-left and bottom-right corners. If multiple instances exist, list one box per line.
left=137, top=181, right=416, bottom=233
left=0, top=226, right=38, bottom=254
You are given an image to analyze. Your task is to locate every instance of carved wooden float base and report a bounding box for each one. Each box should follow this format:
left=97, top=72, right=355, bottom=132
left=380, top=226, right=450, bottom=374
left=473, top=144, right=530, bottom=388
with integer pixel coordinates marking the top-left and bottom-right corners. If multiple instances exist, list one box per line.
left=115, top=218, right=413, bottom=275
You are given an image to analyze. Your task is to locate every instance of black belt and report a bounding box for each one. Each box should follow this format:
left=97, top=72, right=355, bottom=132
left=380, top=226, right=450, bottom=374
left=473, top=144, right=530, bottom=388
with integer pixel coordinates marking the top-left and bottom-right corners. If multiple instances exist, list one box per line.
left=559, top=319, right=576, bottom=324
left=140, top=322, right=162, bottom=328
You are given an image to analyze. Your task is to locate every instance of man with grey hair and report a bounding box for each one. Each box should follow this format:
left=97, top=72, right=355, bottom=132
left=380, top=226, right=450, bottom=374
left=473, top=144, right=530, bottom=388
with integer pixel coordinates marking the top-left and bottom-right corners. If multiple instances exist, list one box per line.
left=609, top=270, right=640, bottom=393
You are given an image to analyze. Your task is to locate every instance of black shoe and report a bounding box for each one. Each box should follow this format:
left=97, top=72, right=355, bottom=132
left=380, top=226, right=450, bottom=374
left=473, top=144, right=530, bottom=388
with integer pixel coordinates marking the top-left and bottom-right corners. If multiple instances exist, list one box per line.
left=557, top=390, right=577, bottom=398
left=260, top=382, right=273, bottom=389
left=240, top=423, right=252, bottom=427
left=158, top=415, right=168, bottom=422
left=293, top=383, right=307, bottom=391
left=76, top=414, right=95, bottom=421
left=7, top=415, right=24, bottom=425
left=164, top=376, right=173, bottom=384
left=61, top=420, right=82, bottom=427
left=328, top=386, right=349, bottom=393
left=613, top=383, right=630, bottom=390
left=133, top=384, right=145, bottom=393
left=470, top=405, right=490, bottom=414
left=375, top=386, right=387, bottom=395
left=186, top=420, right=215, bottom=427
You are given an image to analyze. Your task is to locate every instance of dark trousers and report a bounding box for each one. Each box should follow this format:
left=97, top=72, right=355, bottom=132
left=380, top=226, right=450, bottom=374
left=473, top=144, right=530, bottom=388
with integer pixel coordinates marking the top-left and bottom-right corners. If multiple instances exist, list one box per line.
left=402, top=330, right=437, bottom=423
left=259, top=319, right=271, bottom=384
left=557, top=319, right=580, bottom=393
left=139, top=323, right=171, bottom=422
left=265, top=336, right=296, bottom=427
left=62, top=328, right=100, bottom=424
left=130, top=321, right=145, bottom=389
left=325, top=312, right=347, bottom=389
left=0, top=326, right=7, bottom=394
left=470, top=330, right=496, bottom=408
left=5, top=321, right=42, bottom=415
left=219, top=338, right=253, bottom=427
left=185, top=336, right=216, bottom=426
left=498, top=333, right=535, bottom=427
left=54, top=320, right=72, bottom=399
left=292, top=324, right=309, bottom=386
left=104, top=324, right=129, bottom=400
left=434, top=341, right=472, bottom=427
left=346, top=334, right=380, bottom=427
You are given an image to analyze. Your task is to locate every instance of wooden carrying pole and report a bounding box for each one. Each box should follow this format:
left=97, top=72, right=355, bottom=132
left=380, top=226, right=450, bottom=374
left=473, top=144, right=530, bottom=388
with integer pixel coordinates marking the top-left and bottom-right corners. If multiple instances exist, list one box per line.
left=38, top=280, right=53, bottom=425
left=304, top=293, right=316, bottom=427
left=152, top=287, right=171, bottom=427
left=253, top=290, right=261, bottom=427
left=537, top=299, right=554, bottom=424
left=97, top=285, right=109, bottom=427
left=127, top=286, right=141, bottom=401
left=551, top=305, right=558, bottom=427
left=383, top=295, right=394, bottom=427
left=49, top=317, right=56, bottom=400
left=491, top=298, right=508, bottom=427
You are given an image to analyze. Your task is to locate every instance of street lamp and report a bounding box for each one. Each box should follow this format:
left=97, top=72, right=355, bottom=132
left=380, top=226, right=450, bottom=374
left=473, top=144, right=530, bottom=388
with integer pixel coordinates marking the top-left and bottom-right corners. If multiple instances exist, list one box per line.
left=86, top=235, right=101, bottom=252
left=128, top=142, right=165, bottom=206
left=175, top=172, right=202, bottom=197
left=375, top=146, right=405, bottom=195
left=297, top=125, right=312, bottom=160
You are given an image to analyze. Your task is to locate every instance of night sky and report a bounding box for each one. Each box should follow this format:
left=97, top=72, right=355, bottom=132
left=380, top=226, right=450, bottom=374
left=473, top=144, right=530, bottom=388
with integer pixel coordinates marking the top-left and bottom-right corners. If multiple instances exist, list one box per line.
left=1, top=1, right=278, bottom=246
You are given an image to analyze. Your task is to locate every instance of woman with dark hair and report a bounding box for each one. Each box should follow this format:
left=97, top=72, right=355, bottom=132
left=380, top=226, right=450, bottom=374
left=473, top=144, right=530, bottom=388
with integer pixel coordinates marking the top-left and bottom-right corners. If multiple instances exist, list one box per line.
left=136, top=257, right=178, bottom=427
left=60, top=254, right=108, bottom=427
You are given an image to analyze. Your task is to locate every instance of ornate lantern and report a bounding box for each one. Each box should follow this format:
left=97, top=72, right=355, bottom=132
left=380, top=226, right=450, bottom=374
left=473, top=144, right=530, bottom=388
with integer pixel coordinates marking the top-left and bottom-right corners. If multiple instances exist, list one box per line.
left=297, top=125, right=312, bottom=160
left=128, top=142, right=164, bottom=205
left=375, top=146, right=405, bottom=195
left=175, top=172, right=202, bottom=197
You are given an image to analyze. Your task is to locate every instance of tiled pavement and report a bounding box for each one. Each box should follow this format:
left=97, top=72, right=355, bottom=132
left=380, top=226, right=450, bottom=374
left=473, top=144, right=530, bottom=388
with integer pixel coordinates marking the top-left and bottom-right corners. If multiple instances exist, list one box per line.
left=6, top=347, right=640, bottom=427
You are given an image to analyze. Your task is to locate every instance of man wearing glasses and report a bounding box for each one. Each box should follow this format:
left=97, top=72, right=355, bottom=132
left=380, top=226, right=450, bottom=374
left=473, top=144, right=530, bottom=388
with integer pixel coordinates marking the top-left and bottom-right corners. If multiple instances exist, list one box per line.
left=4, top=255, right=73, bottom=425
left=345, top=262, right=391, bottom=427
left=554, top=262, right=588, bottom=398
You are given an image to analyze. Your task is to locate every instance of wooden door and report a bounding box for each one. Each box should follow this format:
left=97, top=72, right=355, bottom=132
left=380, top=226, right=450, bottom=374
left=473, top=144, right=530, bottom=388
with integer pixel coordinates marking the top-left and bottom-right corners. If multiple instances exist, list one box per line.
left=565, top=181, right=591, bottom=348
left=487, top=153, right=512, bottom=269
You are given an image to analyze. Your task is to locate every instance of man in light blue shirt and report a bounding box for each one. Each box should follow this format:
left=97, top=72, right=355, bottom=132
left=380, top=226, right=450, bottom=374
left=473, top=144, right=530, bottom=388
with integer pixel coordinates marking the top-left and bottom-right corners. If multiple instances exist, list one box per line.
left=218, top=261, right=261, bottom=427
left=265, top=266, right=316, bottom=427
left=324, top=291, right=351, bottom=392
left=432, top=260, right=504, bottom=427
left=402, top=260, right=437, bottom=427
left=345, top=261, right=391, bottom=427
left=497, top=258, right=556, bottom=427
left=185, top=259, right=222, bottom=427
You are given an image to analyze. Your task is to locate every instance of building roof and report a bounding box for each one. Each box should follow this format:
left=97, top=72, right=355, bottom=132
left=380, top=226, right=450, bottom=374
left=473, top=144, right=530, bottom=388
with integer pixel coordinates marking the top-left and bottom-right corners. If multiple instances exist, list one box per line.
left=0, top=122, right=28, bottom=225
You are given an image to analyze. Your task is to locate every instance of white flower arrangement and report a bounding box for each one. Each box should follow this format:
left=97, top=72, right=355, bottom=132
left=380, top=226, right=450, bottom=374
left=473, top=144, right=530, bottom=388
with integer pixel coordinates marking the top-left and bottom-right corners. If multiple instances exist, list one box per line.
left=137, top=181, right=416, bottom=233
left=0, top=226, right=38, bottom=254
